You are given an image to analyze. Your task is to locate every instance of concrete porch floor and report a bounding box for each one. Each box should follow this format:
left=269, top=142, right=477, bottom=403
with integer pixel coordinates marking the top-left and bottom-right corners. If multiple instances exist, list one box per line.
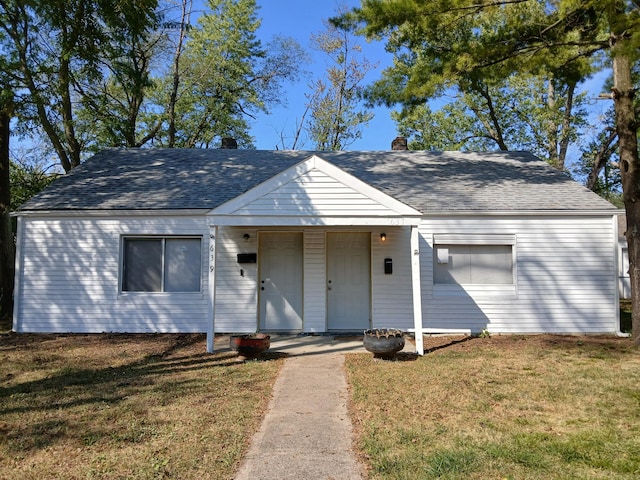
left=212, top=333, right=418, bottom=356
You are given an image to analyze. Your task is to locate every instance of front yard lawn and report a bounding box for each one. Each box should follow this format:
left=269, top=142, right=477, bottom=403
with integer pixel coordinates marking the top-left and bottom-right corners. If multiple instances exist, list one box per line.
left=3, top=332, right=638, bottom=479
left=0, top=333, right=283, bottom=479
left=347, top=334, right=640, bottom=480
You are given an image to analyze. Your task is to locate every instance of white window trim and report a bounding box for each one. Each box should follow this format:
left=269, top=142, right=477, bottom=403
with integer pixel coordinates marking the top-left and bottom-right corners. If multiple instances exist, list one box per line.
left=119, top=235, right=203, bottom=294
left=432, top=234, right=517, bottom=297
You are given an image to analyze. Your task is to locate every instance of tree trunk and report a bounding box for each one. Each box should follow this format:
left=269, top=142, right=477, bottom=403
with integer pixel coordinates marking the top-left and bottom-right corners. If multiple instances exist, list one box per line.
left=0, top=99, right=14, bottom=328
left=547, top=79, right=559, bottom=166
left=167, top=0, right=191, bottom=148
left=557, top=81, right=576, bottom=171
left=611, top=39, right=640, bottom=345
left=586, top=128, right=617, bottom=191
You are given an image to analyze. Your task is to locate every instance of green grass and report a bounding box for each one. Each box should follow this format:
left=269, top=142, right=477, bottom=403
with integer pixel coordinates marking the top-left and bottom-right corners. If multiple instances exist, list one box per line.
left=346, top=335, right=640, bottom=480
left=3, top=331, right=639, bottom=479
left=0, top=333, right=283, bottom=479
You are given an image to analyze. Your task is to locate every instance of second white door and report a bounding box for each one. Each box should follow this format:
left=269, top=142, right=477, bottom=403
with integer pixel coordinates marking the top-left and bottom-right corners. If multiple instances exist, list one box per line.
left=327, top=232, right=371, bottom=331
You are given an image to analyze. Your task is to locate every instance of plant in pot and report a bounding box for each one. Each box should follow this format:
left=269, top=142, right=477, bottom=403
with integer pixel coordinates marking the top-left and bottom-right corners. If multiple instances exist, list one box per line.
left=363, top=329, right=405, bottom=359
left=229, top=333, right=271, bottom=360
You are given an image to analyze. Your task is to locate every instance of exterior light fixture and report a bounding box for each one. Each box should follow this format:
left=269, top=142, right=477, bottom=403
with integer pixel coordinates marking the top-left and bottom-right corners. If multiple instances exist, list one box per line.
left=243, top=233, right=250, bottom=240
left=380, top=233, right=387, bottom=242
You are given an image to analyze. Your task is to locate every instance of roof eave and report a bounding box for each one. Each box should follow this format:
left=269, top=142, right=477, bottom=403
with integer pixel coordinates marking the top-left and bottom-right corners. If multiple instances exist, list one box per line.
left=13, top=208, right=211, bottom=217
left=423, top=209, right=620, bottom=216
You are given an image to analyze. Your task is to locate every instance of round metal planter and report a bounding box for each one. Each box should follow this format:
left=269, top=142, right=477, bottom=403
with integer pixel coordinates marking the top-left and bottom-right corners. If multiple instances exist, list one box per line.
left=229, top=333, right=271, bottom=359
left=363, top=329, right=405, bottom=359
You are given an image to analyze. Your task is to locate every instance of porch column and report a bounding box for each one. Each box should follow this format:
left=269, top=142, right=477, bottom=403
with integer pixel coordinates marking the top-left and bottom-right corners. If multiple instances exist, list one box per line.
left=206, top=225, right=218, bottom=353
left=410, top=225, right=424, bottom=355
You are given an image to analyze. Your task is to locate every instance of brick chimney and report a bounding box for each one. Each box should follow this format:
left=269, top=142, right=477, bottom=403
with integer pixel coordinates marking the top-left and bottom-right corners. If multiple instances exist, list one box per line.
left=221, top=137, right=238, bottom=149
left=391, top=136, right=408, bottom=150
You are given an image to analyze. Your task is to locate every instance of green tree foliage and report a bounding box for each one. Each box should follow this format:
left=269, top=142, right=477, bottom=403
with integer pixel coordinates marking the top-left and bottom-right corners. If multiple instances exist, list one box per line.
left=147, top=0, right=304, bottom=148
left=0, top=0, right=159, bottom=172
left=346, top=0, right=640, bottom=344
left=80, top=0, right=304, bottom=150
left=393, top=74, right=588, bottom=168
left=306, top=10, right=376, bottom=151
left=9, top=159, right=57, bottom=211
left=74, top=6, right=163, bottom=150
left=2, top=0, right=304, bottom=158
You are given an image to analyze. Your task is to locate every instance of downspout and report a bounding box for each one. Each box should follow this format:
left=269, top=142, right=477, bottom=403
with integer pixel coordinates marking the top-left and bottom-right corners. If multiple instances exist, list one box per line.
left=207, top=225, right=218, bottom=352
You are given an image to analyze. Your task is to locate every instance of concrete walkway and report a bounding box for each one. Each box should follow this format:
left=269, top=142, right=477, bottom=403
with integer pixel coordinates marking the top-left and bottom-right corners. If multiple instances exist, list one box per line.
left=234, top=352, right=363, bottom=479
left=229, top=335, right=380, bottom=480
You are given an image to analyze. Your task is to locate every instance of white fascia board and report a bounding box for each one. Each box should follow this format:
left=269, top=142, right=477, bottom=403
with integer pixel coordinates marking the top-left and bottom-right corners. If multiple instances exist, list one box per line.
left=424, top=209, right=619, bottom=217
left=209, top=214, right=422, bottom=227
left=13, top=209, right=210, bottom=218
left=208, top=154, right=423, bottom=217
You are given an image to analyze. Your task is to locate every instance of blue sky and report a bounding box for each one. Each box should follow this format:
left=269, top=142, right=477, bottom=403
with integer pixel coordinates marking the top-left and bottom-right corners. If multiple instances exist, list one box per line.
left=249, top=0, right=397, bottom=150
left=243, top=1, right=610, bottom=155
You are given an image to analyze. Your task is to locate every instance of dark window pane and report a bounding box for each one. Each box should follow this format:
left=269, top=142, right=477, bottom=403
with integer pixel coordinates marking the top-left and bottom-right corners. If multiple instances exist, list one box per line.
left=123, top=239, right=162, bottom=292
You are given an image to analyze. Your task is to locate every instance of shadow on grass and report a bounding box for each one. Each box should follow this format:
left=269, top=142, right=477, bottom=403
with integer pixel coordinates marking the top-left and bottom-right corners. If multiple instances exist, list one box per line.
left=423, top=335, right=474, bottom=355
left=0, top=334, right=285, bottom=417
left=366, top=352, right=420, bottom=362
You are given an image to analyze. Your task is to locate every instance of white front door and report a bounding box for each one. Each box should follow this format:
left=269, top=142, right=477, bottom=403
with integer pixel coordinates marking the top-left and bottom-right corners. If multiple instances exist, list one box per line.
left=259, top=232, right=303, bottom=331
left=327, top=232, right=371, bottom=331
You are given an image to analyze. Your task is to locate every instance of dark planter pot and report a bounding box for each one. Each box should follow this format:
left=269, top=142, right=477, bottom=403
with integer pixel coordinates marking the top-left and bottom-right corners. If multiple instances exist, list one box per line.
left=229, top=333, right=271, bottom=359
left=363, top=329, right=405, bottom=359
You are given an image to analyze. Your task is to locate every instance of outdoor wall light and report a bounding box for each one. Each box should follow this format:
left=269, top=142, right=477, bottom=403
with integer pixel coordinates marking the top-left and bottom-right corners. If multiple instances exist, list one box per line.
left=243, top=233, right=250, bottom=240
left=380, top=233, right=387, bottom=242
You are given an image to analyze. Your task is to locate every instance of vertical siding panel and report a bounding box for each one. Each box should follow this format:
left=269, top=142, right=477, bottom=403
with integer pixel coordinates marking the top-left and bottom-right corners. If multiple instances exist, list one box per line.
left=214, top=227, right=258, bottom=332
left=371, top=227, right=414, bottom=329
left=303, top=229, right=326, bottom=332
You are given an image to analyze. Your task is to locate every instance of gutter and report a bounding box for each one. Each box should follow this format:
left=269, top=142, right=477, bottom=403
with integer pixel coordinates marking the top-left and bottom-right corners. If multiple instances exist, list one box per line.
left=423, top=209, right=621, bottom=217
left=12, top=208, right=211, bottom=217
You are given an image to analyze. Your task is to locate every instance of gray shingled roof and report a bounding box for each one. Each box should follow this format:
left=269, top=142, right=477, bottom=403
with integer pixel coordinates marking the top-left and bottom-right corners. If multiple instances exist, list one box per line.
left=19, top=148, right=616, bottom=213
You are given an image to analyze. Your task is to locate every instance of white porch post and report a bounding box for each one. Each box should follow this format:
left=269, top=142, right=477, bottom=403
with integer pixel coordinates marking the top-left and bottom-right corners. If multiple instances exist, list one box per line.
left=410, top=225, right=424, bottom=355
left=206, top=225, right=218, bottom=353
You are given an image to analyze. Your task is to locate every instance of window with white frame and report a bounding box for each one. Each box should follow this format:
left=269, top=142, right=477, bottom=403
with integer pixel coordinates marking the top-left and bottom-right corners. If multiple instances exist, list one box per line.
left=122, top=237, right=202, bottom=292
left=433, top=234, right=515, bottom=286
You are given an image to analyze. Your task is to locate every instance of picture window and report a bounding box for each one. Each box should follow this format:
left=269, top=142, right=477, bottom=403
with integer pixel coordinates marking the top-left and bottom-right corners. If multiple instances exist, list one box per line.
left=122, top=237, right=202, bottom=292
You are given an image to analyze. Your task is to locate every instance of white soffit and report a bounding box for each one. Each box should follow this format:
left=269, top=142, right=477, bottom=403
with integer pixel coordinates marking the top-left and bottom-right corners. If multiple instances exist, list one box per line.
left=208, top=155, right=422, bottom=223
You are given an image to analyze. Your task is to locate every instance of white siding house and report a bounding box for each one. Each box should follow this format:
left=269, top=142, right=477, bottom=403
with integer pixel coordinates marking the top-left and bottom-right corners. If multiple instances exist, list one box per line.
left=13, top=146, right=622, bottom=354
